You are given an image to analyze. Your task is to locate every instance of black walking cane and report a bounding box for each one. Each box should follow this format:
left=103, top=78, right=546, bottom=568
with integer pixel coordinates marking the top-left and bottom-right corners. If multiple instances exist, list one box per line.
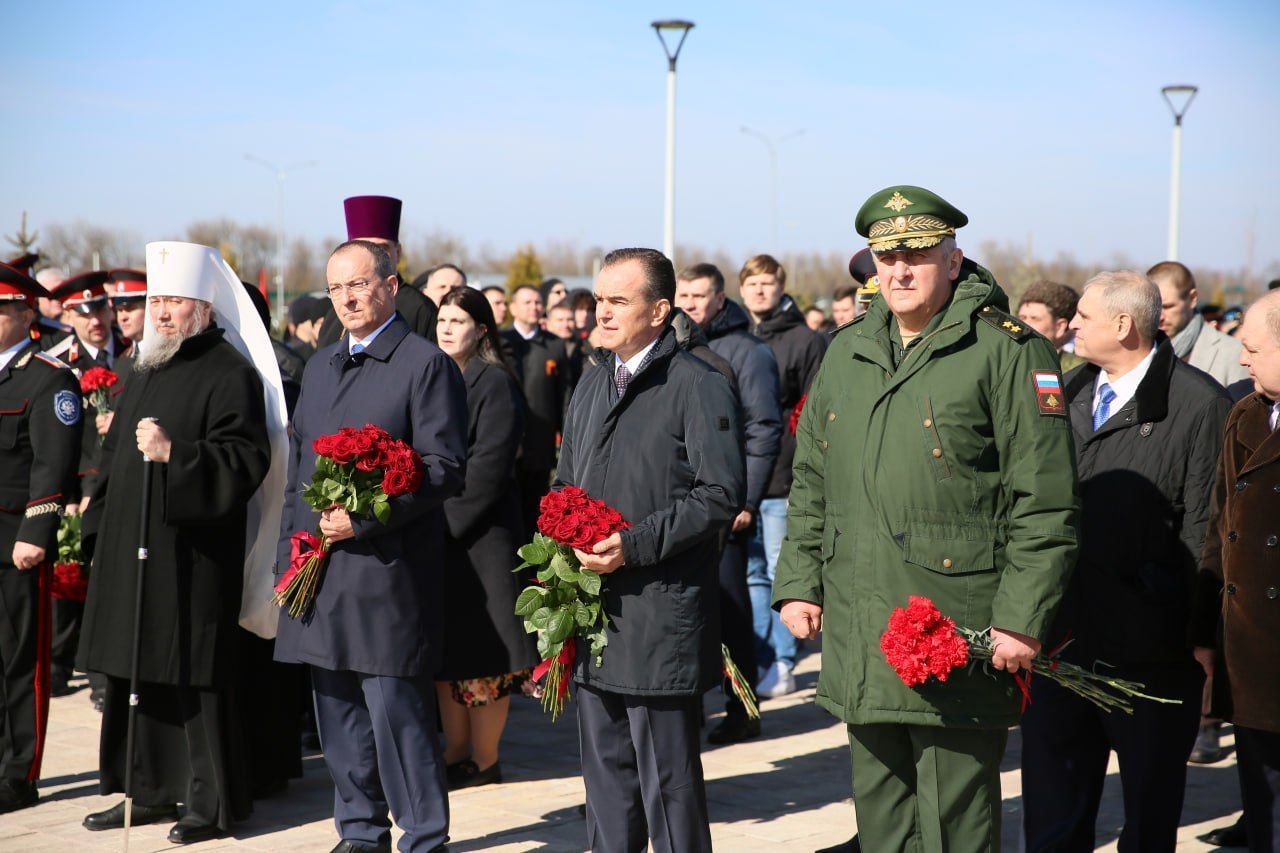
left=122, top=419, right=156, bottom=853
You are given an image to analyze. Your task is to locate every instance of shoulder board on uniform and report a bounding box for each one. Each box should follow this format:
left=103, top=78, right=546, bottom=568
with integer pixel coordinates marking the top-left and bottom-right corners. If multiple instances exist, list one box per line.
left=830, top=313, right=866, bottom=337
left=977, top=306, right=1034, bottom=341
left=32, top=351, right=73, bottom=370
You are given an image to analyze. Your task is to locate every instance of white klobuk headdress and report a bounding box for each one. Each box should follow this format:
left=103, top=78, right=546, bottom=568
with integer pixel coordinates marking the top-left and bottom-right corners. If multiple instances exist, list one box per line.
left=144, top=241, right=287, bottom=639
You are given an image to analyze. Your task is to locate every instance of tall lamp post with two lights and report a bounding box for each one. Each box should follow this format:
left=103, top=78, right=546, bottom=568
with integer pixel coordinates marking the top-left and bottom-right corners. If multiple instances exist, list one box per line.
left=1161, top=84, right=1197, bottom=261
left=652, top=19, right=694, bottom=264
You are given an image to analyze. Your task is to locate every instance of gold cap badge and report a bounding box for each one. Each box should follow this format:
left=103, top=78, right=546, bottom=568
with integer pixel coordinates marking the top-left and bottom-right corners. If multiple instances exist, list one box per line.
left=884, top=192, right=913, bottom=212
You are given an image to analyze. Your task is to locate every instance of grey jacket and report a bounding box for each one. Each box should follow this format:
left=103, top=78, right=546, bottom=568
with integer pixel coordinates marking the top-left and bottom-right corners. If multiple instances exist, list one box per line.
left=1189, top=321, right=1250, bottom=388
left=555, top=322, right=745, bottom=695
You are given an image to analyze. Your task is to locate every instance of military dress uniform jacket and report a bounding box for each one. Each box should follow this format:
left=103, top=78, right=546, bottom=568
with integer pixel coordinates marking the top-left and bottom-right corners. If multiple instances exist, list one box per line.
left=772, top=261, right=1080, bottom=729
left=1193, top=393, right=1280, bottom=732
left=0, top=342, right=82, bottom=559
left=273, top=316, right=468, bottom=678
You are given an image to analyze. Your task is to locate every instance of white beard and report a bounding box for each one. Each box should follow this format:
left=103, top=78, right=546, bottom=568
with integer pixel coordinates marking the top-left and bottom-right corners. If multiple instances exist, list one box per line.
left=135, top=305, right=211, bottom=372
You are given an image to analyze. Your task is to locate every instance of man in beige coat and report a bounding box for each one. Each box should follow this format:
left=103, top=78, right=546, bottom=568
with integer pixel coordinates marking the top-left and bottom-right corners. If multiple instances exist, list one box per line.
left=1150, top=260, right=1249, bottom=387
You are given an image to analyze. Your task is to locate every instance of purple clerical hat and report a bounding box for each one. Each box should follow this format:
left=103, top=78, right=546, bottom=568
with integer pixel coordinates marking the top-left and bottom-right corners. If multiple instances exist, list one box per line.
left=343, top=195, right=402, bottom=241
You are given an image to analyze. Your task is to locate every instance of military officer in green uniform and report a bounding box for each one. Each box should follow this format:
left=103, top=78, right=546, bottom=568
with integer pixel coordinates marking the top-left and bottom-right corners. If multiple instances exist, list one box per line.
left=773, top=186, right=1080, bottom=851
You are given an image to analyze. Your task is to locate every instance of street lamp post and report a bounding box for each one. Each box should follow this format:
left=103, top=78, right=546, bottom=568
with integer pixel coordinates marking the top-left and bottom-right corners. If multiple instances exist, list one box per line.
left=1160, top=84, right=1197, bottom=261
left=245, top=155, right=317, bottom=323
left=652, top=19, right=694, bottom=264
left=740, top=126, right=804, bottom=250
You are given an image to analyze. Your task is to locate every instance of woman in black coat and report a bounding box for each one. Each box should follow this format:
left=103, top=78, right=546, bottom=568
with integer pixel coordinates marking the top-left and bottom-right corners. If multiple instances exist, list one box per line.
left=434, top=287, right=538, bottom=790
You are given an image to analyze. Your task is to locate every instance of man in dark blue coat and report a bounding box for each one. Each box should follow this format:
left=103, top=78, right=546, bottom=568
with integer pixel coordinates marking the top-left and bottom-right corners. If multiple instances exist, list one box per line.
left=675, top=262, right=782, bottom=744
left=274, top=239, right=467, bottom=853
left=558, top=248, right=745, bottom=853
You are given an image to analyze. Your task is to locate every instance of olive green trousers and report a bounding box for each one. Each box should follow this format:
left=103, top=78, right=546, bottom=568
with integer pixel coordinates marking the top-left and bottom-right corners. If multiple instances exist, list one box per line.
left=848, top=723, right=1008, bottom=853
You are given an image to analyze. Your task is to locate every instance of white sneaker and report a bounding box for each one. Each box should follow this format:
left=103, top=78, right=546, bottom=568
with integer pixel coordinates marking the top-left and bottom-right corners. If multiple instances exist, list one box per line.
left=756, top=661, right=796, bottom=698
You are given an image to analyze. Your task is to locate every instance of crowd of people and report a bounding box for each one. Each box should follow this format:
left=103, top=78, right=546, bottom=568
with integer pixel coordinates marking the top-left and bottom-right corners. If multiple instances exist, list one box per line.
left=0, top=186, right=1276, bottom=853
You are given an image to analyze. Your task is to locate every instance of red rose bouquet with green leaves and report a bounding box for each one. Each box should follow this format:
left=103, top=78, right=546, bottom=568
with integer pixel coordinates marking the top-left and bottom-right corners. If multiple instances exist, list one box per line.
left=274, top=424, right=423, bottom=620
left=515, top=486, right=759, bottom=721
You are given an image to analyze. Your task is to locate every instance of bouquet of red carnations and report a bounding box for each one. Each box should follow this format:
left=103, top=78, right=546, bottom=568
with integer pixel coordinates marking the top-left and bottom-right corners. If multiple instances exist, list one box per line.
left=51, top=513, right=87, bottom=601
left=515, top=486, right=760, bottom=721
left=273, top=424, right=424, bottom=620
left=879, top=595, right=1178, bottom=714
left=79, top=366, right=118, bottom=413
left=80, top=366, right=118, bottom=443
left=788, top=393, right=807, bottom=436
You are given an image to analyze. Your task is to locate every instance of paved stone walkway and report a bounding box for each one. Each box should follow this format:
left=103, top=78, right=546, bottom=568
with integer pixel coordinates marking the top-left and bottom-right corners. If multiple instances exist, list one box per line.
left=0, top=648, right=1244, bottom=851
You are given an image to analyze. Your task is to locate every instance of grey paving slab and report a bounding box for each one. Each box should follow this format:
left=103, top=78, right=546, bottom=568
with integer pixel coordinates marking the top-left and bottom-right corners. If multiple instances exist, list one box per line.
left=0, top=650, right=1242, bottom=851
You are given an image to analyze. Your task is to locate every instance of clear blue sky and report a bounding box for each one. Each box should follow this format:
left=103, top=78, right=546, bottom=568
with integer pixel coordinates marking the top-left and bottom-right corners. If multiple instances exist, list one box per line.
left=6, top=0, right=1279, bottom=276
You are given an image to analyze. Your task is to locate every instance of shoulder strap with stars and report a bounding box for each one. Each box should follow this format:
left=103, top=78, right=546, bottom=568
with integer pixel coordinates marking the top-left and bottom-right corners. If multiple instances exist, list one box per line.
left=977, top=305, right=1034, bottom=341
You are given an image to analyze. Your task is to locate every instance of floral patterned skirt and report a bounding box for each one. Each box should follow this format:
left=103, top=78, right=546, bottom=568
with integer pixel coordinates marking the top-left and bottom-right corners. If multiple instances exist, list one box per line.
left=449, top=669, right=534, bottom=708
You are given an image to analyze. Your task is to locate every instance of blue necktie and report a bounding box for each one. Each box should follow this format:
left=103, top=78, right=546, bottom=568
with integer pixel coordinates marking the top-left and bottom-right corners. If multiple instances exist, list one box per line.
left=351, top=342, right=366, bottom=356
left=1093, top=382, right=1116, bottom=431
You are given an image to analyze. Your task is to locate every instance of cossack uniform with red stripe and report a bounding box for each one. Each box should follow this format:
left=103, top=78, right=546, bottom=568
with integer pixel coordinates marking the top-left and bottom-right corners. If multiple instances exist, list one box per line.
left=0, top=262, right=83, bottom=813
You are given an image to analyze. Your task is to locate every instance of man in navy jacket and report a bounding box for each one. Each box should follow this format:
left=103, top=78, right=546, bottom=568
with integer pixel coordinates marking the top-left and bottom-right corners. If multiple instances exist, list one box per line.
left=275, top=240, right=467, bottom=853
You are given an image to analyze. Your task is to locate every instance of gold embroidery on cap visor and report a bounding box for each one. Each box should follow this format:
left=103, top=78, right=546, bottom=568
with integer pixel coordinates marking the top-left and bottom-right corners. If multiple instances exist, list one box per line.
left=867, top=214, right=956, bottom=252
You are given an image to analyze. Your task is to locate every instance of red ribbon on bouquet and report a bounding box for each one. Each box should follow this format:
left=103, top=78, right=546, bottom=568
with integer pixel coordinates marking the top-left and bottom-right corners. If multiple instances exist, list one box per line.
left=276, top=530, right=323, bottom=594
left=532, top=642, right=576, bottom=703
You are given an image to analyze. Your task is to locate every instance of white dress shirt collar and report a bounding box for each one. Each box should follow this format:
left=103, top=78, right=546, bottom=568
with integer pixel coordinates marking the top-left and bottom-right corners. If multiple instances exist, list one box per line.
left=615, top=336, right=661, bottom=377
left=1094, top=346, right=1157, bottom=416
left=349, top=312, right=397, bottom=354
left=0, top=339, right=29, bottom=372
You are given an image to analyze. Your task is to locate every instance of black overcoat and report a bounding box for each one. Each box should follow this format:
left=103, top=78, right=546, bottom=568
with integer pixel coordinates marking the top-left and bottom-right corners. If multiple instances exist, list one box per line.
left=1052, top=337, right=1231, bottom=666
left=437, top=358, right=538, bottom=680
left=78, top=329, right=272, bottom=688
left=500, top=327, right=569, bottom=472
left=273, top=315, right=468, bottom=677
left=555, top=323, right=745, bottom=696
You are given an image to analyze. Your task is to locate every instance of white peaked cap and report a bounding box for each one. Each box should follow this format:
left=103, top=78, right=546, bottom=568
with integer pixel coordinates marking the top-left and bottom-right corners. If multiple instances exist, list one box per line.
left=144, top=241, right=289, bottom=639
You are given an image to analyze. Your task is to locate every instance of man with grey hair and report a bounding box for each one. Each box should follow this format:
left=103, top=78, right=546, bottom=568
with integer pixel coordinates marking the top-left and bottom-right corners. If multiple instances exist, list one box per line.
left=1021, top=269, right=1233, bottom=851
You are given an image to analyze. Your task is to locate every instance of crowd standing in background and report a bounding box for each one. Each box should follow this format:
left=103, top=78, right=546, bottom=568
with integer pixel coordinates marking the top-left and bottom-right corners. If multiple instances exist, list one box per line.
left=1, top=185, right=1279, bottom=853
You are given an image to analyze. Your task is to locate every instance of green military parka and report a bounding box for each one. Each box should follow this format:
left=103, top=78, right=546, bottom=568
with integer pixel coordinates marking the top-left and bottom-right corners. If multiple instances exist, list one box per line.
left=772, top=260, right=1080, bottom=729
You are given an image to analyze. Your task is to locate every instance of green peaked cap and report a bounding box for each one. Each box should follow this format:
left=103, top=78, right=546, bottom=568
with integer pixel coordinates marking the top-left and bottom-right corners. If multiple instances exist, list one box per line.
left=855, top=185, right=968, bottom=253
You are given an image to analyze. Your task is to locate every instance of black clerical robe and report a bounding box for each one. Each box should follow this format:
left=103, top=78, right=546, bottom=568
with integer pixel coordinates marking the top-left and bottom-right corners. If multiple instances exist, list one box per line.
left=77, top=327, right=271, bottom=826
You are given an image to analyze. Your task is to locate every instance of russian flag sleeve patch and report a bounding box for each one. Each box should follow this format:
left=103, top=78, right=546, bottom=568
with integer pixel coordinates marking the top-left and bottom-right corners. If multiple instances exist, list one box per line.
left=1031, top=370, right=1066, bottom=416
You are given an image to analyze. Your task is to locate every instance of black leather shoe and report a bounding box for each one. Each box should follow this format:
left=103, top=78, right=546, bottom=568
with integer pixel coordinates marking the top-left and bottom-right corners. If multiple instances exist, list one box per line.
left=815, top=834, right=861, bottom=853
left=83, top=800, right=179, bottom=830
left=168, top=817, right=222, bottom=844
left=707, top=715, right=761, bottom=745
left=330, top=840, right=392, bottom=853
left=446, top=759, right=502, bottom=790
left=50, top=666, right=77, bottom=698
left=1199, top=816, right=1248, bottom=848
left=0, top=779, right=38, bottom=814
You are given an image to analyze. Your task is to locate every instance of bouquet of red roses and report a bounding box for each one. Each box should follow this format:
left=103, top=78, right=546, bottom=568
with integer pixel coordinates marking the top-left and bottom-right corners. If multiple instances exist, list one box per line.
left=51, top=513, right=88, bottom=601
left=514, top=487, right=626, bottom=720
left=273, top=424, right=424, bottom=620
left=515, top=487, right=760, bottom=721
left=880, top=595, right=1178, bottom=714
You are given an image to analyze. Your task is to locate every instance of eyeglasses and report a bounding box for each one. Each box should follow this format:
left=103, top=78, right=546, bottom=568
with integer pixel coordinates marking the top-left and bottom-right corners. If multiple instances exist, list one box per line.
left=327, top=279, right=376, bottom=298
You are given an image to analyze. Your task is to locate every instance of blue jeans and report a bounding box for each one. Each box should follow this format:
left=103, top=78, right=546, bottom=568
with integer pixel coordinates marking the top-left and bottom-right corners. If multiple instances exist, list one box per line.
left=746, top=497, right=796, bottom=669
